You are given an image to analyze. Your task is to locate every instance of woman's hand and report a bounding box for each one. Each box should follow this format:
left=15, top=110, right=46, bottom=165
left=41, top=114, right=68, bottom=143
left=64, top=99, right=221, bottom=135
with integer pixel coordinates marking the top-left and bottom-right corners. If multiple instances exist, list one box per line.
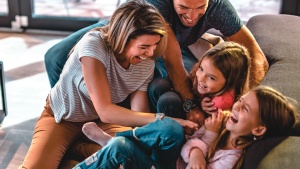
left=201, top=97, right=217, bottom=114
left=204, top=110, right=223, bottom=133
left=187, top=148, right=207, bottom=169
left=172, top=117, right=199, bottom=135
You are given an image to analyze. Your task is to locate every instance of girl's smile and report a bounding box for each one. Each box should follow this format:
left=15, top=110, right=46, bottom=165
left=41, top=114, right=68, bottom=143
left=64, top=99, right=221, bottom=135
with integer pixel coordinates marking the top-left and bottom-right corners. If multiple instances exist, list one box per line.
left=226, top=91, right=262, bottom=137
left=196, top=57, right=226, bottom=95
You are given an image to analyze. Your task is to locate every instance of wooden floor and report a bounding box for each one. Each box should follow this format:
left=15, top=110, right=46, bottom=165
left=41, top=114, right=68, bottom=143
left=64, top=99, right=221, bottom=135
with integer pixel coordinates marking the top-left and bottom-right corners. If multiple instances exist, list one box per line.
left=0, top=31, right=69, bottom=169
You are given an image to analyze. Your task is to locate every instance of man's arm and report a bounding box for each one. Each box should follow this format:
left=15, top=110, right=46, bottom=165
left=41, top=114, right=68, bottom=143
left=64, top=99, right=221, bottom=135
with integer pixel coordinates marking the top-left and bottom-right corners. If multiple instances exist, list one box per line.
left=163, top=24, right=206, bottom=126
left=226, top=25, right=269, bottom=89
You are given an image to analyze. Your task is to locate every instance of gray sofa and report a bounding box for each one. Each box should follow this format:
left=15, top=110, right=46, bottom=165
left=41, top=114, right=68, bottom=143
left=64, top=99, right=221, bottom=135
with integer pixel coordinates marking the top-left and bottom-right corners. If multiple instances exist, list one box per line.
left=56, top=14, right=300, bottom=168
left=242, top=14, right=300, bottom=169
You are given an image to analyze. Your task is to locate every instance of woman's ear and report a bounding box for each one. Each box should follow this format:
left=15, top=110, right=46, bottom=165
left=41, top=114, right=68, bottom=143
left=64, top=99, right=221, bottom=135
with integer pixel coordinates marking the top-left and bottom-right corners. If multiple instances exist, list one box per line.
left=252, top=126, right=267, bottom=137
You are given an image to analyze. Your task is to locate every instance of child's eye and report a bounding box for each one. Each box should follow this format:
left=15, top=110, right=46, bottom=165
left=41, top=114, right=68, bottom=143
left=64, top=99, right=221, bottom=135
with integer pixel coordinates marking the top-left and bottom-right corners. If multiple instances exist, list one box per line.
left=242, top=105, right=249, bottom=112
left=199, top=66, right=203, bottom=71
left=209, top=76, right=215, bottom=81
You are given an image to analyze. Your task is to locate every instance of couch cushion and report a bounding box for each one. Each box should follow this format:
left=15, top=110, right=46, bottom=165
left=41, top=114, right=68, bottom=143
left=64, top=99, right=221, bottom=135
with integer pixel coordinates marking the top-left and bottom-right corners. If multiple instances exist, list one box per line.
left=243, top=14, right=300, bottom=169
left=246, top=14, right=300, bottom=112
left=258, top=136, right=300, bottom=169
left=243, top=136, right=287, bottom=169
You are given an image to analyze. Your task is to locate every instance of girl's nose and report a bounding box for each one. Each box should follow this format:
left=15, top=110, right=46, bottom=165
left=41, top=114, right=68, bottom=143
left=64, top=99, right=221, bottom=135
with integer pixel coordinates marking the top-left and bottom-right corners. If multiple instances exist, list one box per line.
left=197, top=72, right=205, bottom=83
left=233, top=102, right=241, bottom=112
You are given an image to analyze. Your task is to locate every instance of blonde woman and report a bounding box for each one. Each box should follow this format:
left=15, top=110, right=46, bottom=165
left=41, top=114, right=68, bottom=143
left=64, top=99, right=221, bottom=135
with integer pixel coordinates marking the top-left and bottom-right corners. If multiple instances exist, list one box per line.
left=20, top=0, right=198, bottom=168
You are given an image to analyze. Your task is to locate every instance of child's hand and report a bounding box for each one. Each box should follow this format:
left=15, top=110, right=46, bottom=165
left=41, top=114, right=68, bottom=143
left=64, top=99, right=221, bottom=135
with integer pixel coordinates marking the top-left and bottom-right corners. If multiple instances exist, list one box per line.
left=204, top=110, right=223, bottom=133
left=187, top=148, right=207, bottom=169
left=201, top=97, right=217, bottom=114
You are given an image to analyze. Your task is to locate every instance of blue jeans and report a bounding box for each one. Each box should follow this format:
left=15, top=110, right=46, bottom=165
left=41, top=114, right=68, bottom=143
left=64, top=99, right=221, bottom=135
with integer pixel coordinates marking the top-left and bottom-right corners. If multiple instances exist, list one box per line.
left=73, top=118, right=185, bottom=169
left=149, top=47, right=198, bottom=118
left=44, top=19, right=108, bottom=88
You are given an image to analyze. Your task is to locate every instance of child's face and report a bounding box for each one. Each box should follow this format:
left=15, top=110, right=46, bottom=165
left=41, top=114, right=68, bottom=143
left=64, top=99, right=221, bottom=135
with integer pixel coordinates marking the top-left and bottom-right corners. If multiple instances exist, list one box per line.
left=226, top=91, right=262, bottom=137
left=196, top=57, right=226, bottom=95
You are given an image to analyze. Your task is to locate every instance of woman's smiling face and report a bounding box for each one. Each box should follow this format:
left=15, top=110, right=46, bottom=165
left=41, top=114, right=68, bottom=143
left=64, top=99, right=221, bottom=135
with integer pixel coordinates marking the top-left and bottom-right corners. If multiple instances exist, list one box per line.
left=122, top=34, right=161, bottom=65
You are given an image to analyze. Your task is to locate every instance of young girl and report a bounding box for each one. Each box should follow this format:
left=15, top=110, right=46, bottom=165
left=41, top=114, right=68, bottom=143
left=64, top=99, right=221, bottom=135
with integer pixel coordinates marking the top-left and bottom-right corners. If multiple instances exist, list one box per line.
left=177, top=86, right=297, bottom=169
left=156, top=41, right=250, bottom=121
left=189, top=41, right=250, bottom=115
left=73, top=86, right=297, bottom=169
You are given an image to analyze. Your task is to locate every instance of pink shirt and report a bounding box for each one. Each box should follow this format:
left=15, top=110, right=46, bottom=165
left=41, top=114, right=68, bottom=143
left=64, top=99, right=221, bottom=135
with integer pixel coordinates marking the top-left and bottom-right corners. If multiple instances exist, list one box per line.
left=177, top=126, right=242, bottom=169
left=212, top=89, right=235, bottom=110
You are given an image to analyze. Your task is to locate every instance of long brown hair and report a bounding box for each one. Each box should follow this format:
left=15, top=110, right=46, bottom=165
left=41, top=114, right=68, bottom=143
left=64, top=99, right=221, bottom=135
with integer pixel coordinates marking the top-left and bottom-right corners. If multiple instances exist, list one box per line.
left=189, top=41, right=250, bottom=101
left=206, top=86, right=297, bottom=169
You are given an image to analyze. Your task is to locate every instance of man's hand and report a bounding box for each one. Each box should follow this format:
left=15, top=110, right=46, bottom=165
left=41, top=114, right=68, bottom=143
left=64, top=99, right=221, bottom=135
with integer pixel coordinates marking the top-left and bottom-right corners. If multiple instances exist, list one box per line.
left=186, top=106, right=206, bottom=127
left=226, top=25, right=268, bottom=88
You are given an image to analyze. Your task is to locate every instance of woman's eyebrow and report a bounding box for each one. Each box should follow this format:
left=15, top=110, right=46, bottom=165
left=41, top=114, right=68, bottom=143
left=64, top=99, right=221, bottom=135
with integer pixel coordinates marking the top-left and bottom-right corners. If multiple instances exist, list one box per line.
left=139, top=40, right=160, bottom=47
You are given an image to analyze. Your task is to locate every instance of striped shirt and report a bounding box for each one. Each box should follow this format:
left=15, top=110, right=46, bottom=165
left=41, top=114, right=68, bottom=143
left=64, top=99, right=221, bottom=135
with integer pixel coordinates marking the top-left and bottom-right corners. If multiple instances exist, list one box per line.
left=49, top=31, right=154, bottom=123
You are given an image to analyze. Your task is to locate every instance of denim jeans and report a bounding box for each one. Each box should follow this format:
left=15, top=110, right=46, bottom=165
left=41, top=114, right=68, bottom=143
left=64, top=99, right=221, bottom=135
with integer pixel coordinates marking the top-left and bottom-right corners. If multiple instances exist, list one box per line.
left=148, top=47, right=198, bottom=118
left=44, top=19, right=108, bottom=88
left=72, top=118, right=185, bottom=169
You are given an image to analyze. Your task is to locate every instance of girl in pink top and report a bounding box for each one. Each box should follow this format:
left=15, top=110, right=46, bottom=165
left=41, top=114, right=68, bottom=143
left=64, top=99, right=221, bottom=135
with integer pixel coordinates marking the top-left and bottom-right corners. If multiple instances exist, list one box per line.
left=189, top=41, right=250, bottom=115
left=177, top=86, right=297, bottom=169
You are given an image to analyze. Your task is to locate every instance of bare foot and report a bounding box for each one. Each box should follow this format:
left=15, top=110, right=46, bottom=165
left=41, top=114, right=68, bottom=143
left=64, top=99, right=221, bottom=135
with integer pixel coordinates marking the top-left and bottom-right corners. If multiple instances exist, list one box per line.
left=82, top=122, right=112, bottom=146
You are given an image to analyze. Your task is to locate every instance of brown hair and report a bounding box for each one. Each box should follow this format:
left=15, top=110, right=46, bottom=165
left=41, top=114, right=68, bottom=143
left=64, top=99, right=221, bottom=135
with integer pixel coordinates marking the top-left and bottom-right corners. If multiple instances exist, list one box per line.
left=207, top=86, right=297, bottom=169
left=96, top=0, right=167, bottom=59
left=189, top=41, right=250, bottom=101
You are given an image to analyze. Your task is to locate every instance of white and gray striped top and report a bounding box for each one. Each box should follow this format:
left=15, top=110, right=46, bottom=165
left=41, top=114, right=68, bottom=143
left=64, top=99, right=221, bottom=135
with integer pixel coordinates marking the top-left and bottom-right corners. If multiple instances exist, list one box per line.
left=49, top=31, right=154, bottom=123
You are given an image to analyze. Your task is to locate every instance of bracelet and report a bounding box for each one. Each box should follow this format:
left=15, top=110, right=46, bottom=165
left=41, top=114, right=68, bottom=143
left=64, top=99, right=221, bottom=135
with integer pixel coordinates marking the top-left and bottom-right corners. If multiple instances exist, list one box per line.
left=155, top=113, right=165, bottom=120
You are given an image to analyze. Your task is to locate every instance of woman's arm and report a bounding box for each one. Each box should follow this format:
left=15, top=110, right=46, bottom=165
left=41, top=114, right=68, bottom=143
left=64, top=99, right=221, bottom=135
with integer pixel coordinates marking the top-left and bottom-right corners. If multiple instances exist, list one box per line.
left=81, top=56, right=155, bottom=127
left=82, top=57, right=198, bottom=130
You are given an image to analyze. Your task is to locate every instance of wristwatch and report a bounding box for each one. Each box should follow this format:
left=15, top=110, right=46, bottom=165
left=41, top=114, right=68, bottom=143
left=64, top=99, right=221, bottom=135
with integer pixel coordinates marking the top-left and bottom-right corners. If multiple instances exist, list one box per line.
left=155, top=113, right=165, bottom=120
left=183, top=99, right=196, bottom=113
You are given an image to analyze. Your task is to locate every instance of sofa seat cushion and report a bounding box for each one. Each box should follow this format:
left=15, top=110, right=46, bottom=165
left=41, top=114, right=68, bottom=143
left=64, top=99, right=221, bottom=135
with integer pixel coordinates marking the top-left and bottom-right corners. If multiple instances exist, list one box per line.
left=243, top=14, right=300, bottom=169
left=246, top=14, right=300, bottom=111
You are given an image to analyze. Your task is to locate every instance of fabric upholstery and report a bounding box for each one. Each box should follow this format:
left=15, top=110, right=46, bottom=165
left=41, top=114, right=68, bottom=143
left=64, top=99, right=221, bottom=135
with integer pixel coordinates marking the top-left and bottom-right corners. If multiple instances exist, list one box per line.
left=242, top=14, right=300, bottom=169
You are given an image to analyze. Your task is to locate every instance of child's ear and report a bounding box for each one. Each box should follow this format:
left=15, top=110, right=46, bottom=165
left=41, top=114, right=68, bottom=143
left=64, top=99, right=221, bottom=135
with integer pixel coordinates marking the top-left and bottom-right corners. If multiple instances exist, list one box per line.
left=252, top=126, right=267, bottom=137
